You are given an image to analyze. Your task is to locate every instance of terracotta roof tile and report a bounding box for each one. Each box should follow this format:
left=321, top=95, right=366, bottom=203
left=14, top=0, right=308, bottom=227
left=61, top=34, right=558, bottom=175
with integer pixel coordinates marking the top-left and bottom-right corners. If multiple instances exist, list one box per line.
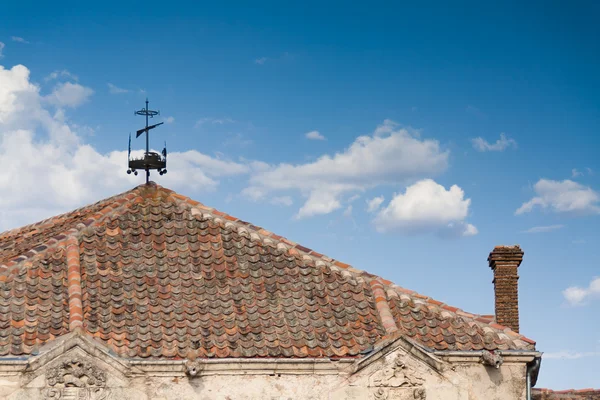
left=0, top=182, right=536, bottom=358
left=532, top=388, right=600, bottom=400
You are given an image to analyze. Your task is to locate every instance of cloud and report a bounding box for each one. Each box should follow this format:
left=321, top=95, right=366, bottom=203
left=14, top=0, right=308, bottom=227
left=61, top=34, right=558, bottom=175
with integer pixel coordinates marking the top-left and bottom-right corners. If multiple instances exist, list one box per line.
left=223, top=133, right=253, bottom=147
left=366, top=196, right=385, bottom=213
left=563, top=277, right=600, bottom=306
left=543, top=351, right=600, bottom=360
left=516, top=179, right=600, bottom=215
left=573, top=167, right=594, bottom=178
left=373, top=179, right=477, bottom=237
left=347, top=194, right=360, bottom=203
left=45, top=70, right=78, bottom=82
left=466, top=105, right=485, bottom=118
left=0, top=64, right=250, bottom=232
left=107, top=83, right=129, bottom=94
left=0, top=42, right=4, bottom=58
left=245, top=120, right=449, bottom=218
left=343, top=205, right=353, bottom=217
left=306, top=130, right=325, bottom=140
left=296, top=190, right=342, bottom=219
left=163, top=116, right=175, bottom=124
left=255, top=57, right=268, bottom=65
left=270, top=196, right=293, bottom=207
left=11, top=36, right=29, bottom=44
left=44, top=82, right=94, bottom=108
left=194, top=117, right=235, bottom=128
left=521, top=224, right=564, bottom=234
left=471, top=133, right=517, bottom=152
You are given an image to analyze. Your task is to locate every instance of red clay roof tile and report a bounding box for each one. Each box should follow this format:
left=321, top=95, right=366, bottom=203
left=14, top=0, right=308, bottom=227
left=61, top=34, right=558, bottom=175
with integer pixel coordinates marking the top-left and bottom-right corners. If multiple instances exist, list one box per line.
left=0, top=182, right=535, bottom=358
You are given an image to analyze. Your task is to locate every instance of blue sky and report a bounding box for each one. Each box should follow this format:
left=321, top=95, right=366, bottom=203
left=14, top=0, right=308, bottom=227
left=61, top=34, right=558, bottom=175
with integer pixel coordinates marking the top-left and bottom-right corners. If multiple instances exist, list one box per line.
left=1, top=0, right=599, bottom=390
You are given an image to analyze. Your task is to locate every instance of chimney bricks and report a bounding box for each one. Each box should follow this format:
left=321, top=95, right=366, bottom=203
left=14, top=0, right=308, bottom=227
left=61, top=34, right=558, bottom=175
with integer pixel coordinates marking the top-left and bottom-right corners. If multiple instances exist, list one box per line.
left=488, top=245, right=524, bottom=333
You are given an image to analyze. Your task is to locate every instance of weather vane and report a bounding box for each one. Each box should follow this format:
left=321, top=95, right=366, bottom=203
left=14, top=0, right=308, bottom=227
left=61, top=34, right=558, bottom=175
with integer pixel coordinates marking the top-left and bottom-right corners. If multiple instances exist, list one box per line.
left=127, top=99, right=167, bottom=183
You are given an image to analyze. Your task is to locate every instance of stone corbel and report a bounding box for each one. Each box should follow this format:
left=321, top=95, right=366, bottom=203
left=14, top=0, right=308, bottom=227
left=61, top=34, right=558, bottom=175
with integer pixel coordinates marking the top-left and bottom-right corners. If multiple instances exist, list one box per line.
left=480, top=350, right=503, bottom=368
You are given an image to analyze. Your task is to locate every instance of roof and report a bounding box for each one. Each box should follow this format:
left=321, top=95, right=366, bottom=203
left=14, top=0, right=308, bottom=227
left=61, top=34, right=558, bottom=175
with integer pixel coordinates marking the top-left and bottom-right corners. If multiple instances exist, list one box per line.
left=0, top=183, right=535, bottom=359
left=533, top=388, right=600, bottom=400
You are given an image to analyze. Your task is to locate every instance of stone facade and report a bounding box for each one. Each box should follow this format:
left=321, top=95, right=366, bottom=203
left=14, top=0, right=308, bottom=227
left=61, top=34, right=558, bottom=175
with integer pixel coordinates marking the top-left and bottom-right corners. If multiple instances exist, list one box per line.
left=0, top=331, right=538, bottom=400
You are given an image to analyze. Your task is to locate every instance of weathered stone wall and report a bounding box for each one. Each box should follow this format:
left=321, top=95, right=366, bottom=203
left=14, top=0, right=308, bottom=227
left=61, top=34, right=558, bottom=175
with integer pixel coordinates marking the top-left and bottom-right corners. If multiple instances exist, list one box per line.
left=0, top=333, right=536, bottom=400
left=0, top=366, right=529, bottom=400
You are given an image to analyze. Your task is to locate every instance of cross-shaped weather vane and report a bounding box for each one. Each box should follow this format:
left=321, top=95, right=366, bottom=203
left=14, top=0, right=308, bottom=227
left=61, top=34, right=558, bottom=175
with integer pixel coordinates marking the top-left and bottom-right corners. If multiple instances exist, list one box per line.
left=127, top=99, right=167, bottom=183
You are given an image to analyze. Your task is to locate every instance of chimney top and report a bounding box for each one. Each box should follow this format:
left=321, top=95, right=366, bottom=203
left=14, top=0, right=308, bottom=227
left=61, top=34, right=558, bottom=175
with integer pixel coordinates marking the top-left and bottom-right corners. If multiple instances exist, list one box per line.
left=488, top=245, right=524, bottom=268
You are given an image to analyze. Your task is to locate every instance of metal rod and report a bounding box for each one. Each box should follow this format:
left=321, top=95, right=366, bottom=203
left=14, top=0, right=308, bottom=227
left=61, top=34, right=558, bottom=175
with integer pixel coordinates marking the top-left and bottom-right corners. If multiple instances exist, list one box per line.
left=145, top=99, right=149, bottom=184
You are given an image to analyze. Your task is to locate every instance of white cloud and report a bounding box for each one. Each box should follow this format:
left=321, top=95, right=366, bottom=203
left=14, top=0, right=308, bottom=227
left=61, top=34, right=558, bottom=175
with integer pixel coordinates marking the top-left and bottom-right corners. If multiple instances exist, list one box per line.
left=573, top=167, right=594, bottom=178
left=306, top=130, right=325, bottom=140
left=296, top=190, right=342, bottom=219
left=563, top=277, right=600, bottom=306
left=471, top=133, right=517, bottom=152
left=223, top=133, right=253, bottom=147
left=521, top=224, right=564, bottom=234
left=343, top=205, right=353, bottom=217
left=270, top=196, right=293, bottom=207
left=543, top=351, right=600, bottom=360
left=0, top=42, right=5, bottom=58
left=466, top=105, right=485, bottom=117
left=366, top=196, right=385, bottom=213
left=347, top=194, right=360, bottom=203
left=164, top=116, right=175, bottom=124
left=516, top=179, right=600, bottom=215
left=245, top=120, right=449, bottom=218
left=45, top=82, right=94, bottom=108
left=45, top=70, right=78, bottom=82
left=107, top=83, right=129, bottom=94
left=195, top=117, right=235, bottom=128
left=373, top=179, right=477, bottom=237
left=11, top=36, right=29, bottom=44
left=0, top=64, right=250, bottom=232
left=255, top=57, right=268, bottom=65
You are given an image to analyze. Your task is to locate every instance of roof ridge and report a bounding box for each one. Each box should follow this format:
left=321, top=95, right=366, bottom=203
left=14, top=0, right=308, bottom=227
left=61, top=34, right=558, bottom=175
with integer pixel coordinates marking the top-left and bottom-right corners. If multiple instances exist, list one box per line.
left=0, top=184, right=148, bottom=271
left=156, top=183, right=382, bottom=284
left=0, top=185, right=141, bottom=239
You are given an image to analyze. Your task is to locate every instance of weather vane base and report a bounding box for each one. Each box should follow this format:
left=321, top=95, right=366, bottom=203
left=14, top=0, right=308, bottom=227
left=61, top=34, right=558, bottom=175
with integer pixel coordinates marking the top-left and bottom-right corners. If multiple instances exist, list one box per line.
left=126, top=99, right=168, bottom=182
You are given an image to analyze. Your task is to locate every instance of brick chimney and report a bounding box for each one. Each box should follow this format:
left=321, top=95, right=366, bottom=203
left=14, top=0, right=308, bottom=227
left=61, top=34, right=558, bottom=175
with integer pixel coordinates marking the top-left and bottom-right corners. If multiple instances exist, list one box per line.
left=488, top=245, right=524, bottom=333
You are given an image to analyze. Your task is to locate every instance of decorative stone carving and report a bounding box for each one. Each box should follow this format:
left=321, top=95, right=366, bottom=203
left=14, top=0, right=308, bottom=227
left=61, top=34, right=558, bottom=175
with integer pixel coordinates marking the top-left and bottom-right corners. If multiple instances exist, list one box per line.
left=372, top=355, right=424, bottom=388
left=373, top=388, right=388, bottom=399
left=43, top=359, right=111, bottom=400
left=413, top=388, right=426, bottom=399
left=185, top=360, right=203, bottom=377
left=480, top=350, right=503, bottom=369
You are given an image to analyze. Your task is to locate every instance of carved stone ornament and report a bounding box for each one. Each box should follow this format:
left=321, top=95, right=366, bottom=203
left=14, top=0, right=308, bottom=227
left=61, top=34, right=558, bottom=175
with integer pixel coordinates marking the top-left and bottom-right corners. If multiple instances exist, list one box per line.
left=413, top=388, right=426, bottom=399
left=185, top=360, right=203, bottom=377
left=43, top=359, right=111, bottom=400
left=373, top=388, right=388, bottom=400
left=372, top=355, right=425, bottom=388
left=480, top=350, right=503, bottom=369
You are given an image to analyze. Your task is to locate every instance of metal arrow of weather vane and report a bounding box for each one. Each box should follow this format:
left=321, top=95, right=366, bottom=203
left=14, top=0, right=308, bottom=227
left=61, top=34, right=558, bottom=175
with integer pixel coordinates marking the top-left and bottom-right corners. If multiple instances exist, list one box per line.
left=127, top=99, right=168, bottom=183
